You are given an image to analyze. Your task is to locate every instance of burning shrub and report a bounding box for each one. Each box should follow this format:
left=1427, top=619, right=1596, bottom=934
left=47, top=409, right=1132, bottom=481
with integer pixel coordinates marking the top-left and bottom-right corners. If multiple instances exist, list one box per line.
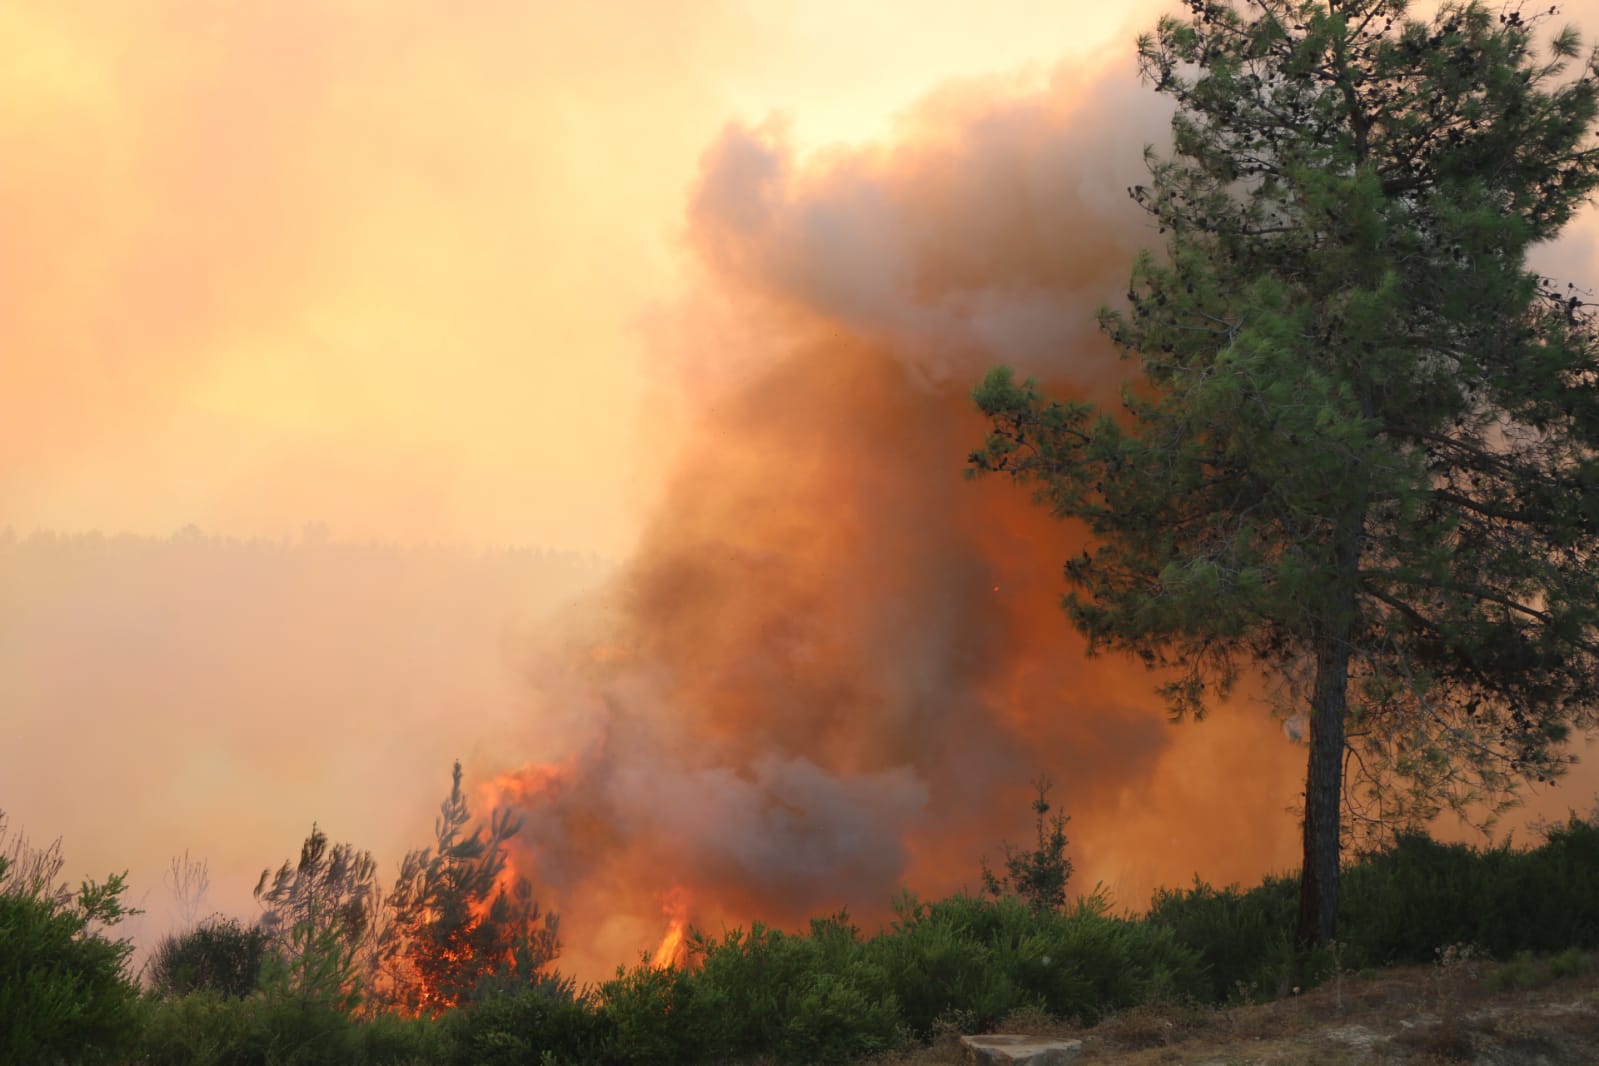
left=147, top=915, right=270, bottom=999
left=250, top=762, right=562, bottom=1017
left=375, top=761, right=561, bottom=1015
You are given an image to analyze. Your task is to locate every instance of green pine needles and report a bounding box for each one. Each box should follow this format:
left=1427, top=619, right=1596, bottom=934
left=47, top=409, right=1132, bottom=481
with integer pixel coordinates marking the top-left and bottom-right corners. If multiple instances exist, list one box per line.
left=973, top=0, right=1599, bottom=946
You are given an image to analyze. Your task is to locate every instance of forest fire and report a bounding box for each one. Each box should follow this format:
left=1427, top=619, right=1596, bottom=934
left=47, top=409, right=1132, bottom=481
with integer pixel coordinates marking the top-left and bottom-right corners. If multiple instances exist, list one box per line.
left=468, top=61, right=1307, bottom=983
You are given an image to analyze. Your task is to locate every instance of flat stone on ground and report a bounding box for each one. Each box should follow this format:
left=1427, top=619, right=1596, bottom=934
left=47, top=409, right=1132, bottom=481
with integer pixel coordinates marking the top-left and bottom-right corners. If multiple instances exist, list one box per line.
left=960, top=1033, right=1084, bottom=1065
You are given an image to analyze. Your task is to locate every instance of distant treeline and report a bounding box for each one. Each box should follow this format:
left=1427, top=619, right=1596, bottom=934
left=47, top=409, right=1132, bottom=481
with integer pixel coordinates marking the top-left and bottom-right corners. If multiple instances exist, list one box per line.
left=0, top=526, right=614, bottom=572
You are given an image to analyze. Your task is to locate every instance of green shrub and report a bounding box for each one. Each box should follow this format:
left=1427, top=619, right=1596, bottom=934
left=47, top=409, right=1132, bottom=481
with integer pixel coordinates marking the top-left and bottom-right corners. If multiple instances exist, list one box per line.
left=1133, top=817, right=1599, bottom=1006
left=137, top=991, right=446, bottom=1066
left=595, top=961, right=729, bottom=1065
left=443, top=972, right=600, bottom=1066
left=1338, top=821, right=1599, bottom=966
left=1486, top=818, right=1599, bottom=953
left=1486, top=950, right=1544, bottom=993
left=1482, top=947, right=1592, bottom=994
left=693, top=914, right=899, bottom=1063
left=349, top=1009, right=450, bottom=1064
left=136, top=991, right=263, bottom=1066
left=1550, top=947, right=1590, bottom=980
left=865, top=893, right=1024, bottom=1034
left=0, top=860, right=141, bottom=1064
left=778, top=970, right=902, bottom=1063
left=1033, top=894, right=1201, bottom=1019
left=869, top=891, right=1201, bottom=1033
left=981, top=778, right=1074, bottom=916
left=148, top=916, right=270, bottom=999
left=1144, top=874, right=1300, bottom=1002
left=1339, top=832, right=1487, bottom=965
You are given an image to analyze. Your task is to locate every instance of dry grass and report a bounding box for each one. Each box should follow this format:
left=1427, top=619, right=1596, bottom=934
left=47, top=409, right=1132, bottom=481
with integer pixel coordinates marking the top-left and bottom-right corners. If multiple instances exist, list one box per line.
left=865, top=951, right=1599, bottom=1066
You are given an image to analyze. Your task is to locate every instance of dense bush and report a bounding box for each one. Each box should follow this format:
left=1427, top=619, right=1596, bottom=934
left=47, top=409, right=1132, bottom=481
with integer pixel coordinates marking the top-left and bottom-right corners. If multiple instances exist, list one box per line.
left=594, top=959, right=734, bottom=1065
left=867, top=894, right=1019, bottom=1033
left=441, top=973, right=600, bottom=1066
left=148, top=916, right=270, bottom=999
left=1498, top=817, right=1599, bottom=951
left=1145, top=874, right=1303, bottom=1002
left=1339, top=832, right=1491, bottom=965
left=1340, top=819, right=1599, bottom=965
left=0, top=860, right=141, bottom=1064
left=1145, top=818, right=1599, bottom=1002
left=137, top=991, right=446, bottom=1066
left=692, top=914, right=899, bottom=1063
left=870, top=891, right=1201, bottom=1032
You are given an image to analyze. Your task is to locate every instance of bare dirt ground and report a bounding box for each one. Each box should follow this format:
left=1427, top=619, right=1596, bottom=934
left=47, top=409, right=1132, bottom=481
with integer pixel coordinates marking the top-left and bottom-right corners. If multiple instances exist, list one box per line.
left=873, top=951, right=1599, bottom=1065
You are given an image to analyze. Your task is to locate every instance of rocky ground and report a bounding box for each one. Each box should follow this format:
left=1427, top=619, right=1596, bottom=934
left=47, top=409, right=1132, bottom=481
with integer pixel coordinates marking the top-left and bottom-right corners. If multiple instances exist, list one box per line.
left=872, top=950, right=1599, bottom=1065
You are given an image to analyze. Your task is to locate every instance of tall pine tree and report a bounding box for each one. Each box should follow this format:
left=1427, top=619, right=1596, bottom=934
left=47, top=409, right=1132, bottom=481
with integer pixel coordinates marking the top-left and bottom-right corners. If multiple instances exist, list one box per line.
left=973, top=0, right=1599, bottom=946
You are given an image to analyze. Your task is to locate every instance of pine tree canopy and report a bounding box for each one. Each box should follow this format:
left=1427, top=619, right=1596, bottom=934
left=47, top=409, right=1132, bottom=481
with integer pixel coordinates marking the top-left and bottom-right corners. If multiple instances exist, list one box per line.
left=971, top=0, right=1599, bottom=943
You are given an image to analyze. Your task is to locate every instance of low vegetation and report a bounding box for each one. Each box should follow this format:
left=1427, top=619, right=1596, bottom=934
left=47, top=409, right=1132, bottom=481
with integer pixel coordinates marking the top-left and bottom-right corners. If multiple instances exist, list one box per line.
left=5, top=789, right=1599, bottom=1064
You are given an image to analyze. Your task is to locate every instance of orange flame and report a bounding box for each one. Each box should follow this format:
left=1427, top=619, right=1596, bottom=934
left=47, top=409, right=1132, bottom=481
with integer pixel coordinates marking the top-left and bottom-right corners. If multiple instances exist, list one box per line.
left=479, top=757, right=578, bottom=809
left=649, top=887, right=692, bottom=970
left=470, top=855, right=521, bottom=925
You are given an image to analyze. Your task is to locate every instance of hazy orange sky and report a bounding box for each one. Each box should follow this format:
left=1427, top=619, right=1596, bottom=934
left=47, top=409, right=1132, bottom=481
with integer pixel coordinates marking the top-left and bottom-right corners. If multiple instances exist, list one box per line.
left=1, top=0, right=1168, bottom=555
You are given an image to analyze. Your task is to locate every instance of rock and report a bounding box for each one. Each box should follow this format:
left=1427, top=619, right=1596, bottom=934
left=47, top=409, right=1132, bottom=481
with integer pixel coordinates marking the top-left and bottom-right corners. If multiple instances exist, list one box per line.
left=960, top=1033, right=1084, bottom=1065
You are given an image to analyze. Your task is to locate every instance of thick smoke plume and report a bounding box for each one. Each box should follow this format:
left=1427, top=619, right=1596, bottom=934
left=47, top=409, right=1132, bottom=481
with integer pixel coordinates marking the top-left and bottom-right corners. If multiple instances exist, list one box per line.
left=486, top=60, right=1307, bottom=981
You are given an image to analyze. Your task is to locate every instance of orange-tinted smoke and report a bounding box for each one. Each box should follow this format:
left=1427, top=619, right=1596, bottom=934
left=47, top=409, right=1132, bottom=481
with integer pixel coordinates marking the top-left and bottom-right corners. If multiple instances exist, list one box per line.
left=484, top=60, right=1304, bottom=983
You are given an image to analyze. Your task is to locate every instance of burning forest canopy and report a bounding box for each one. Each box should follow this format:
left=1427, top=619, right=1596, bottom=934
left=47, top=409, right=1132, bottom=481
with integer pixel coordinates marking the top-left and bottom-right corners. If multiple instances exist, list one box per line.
left=5, top=0, right=1599, bottom=990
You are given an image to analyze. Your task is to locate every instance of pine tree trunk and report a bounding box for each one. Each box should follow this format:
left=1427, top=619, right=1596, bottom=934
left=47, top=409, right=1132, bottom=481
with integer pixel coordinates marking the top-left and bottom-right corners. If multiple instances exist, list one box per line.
left=1296, top=510, right=1362, bottom=949
left=1296, top=623, right=1350, bottom=948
